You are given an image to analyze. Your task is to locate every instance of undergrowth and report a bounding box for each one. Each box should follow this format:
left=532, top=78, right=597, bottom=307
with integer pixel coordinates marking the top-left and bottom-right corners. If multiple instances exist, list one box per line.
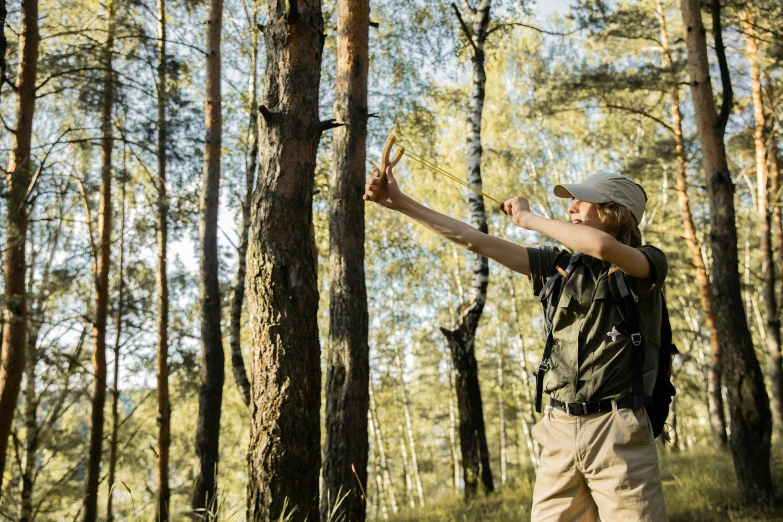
left=385, top=447, right=783, bottom=522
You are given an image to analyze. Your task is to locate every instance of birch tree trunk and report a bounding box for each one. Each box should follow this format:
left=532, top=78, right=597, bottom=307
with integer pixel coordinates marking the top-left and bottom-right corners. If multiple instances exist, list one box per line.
left=394, top=353, right=424, bottom=507
left=369, top=384, right=398, bottom=514
left=441, top=0, right=494, bottom=499
left=322, top=0, right=370, bottom=518
left=83, top=2, right=115, bottom=518
left=0, top=0, right=39, bottom=488
left=654, top=0, right=727, bottom=446
left=106, top=177, right=126, bottom=522
left=155, top=0, right=171, bottom=518
left=192, top=0, right=225, bottom=515
left=680, top=0, right=774, bottom=504
left=20, top=300, right=40, bottom=522
left=496, top=355, right=507, bottom=486
left=246, top=0, right=324, bottom=518
left=229, top=12, right=258, bottom=408
left=448, top=367, right=460, bottom=492
left=744, top=11, right=783, bottom=442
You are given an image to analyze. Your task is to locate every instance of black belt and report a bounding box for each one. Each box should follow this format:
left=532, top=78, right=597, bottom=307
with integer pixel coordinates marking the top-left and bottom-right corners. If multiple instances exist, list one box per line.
left=550, top=394, right=637, bottom=416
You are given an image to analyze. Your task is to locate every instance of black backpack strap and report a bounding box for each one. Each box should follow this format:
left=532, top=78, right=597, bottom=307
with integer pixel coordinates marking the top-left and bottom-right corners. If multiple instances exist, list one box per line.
left=535, top=252, right=581, bottom=413
left=607, top=266, right=651, bottom=408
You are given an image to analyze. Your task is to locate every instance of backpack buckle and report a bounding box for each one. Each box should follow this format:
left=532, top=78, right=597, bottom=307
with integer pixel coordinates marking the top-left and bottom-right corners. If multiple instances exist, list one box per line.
left=538, top=359, right=550, bottom=373
left=631, top=333, right=642, bottom=346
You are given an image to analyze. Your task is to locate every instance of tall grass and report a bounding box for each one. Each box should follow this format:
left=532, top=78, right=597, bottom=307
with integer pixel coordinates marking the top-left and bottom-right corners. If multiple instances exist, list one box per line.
left=385, top=448, right=783, bottom=522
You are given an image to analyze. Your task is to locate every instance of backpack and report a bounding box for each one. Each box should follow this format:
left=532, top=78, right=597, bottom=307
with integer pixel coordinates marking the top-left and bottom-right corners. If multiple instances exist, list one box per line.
left=535, top=252, right=677, bottom=439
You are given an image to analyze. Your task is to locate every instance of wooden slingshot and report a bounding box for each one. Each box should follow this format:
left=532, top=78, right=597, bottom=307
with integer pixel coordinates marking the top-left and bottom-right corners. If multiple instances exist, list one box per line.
left=371, top=136, right=406, bottom=202
left=373, top=135, right=504, bottom=206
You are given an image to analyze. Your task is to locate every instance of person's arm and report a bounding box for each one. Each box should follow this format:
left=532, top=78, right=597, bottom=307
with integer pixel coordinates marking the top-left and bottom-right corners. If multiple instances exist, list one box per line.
left=364, top=167, right=532, bottom=275
left=503, top=196, right=652, bottom=279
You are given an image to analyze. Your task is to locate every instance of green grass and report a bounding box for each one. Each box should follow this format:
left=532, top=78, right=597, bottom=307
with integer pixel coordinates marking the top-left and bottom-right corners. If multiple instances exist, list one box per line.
left=386, top=448, right=783, bottom=521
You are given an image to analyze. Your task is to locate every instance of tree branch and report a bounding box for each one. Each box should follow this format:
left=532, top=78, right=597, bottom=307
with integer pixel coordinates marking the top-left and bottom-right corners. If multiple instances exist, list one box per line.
left=602, top=103, right=675, bottom=134
left=316, top=119, right=344, bottom=133
left=712, top=0, right=733, bottom=132
left=451, top=3, right=479, bottom=54
left=486, top=21, right=580, bottom=38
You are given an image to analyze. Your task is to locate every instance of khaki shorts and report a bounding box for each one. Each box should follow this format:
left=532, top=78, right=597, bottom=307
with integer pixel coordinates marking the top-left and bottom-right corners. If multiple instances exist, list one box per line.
left=531, top=404, right=668, bottom=522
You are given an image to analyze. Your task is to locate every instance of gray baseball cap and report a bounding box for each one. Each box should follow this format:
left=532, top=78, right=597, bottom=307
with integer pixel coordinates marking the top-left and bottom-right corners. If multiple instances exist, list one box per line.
left=553, top=172, right=647, bottom=224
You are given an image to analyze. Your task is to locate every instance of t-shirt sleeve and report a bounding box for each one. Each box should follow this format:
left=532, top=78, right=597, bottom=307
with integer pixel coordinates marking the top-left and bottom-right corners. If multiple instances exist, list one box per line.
left=526, top=246, right=563, bottom=297
left=636, top=244, right=668, bottom=291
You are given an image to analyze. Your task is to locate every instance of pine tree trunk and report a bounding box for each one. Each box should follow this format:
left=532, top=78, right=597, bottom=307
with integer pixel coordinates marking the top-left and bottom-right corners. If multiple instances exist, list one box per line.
left=155, top=1, right=171, bottom=518
left=246, top=0, right=324, bottom=518
left=680, top=0, right=774, bottom=504
left=83, top=2, right=115, bottom=518
left=229, top=14, right=258, bottom=409
left=744, top=11, right=783, bottom=442
left=0, top=0, right=38, bottom=489
left=442, top=0, right=494, bottom=499
left=192, top=0, right=225, bottom=515
left=322, top=0, right=370, bottom=518
left=106, top=178, right=126, bottom=522
left=655, top=0, right=727, bottom=447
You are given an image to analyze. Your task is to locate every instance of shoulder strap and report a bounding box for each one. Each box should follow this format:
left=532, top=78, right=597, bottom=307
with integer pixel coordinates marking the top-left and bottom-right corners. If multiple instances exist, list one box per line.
left=608, top=267, right=651, bottom=408
left=534, top=252, right=581, bottom=413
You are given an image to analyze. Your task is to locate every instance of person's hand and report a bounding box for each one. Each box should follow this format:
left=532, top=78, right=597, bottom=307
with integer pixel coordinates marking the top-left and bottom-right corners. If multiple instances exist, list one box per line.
left=501, top=196, right=532, bottom=228
left=363, top=166, right=403, bottom=210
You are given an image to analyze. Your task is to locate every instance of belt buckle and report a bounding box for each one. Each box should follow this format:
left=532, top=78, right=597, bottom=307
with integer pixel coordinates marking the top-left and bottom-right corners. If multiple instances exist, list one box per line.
left=565, top=402, right=587, bottom=416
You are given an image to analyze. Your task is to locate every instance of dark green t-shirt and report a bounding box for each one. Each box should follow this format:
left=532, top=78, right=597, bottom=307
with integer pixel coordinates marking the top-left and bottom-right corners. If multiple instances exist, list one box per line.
left=526, top=245, right=668, bottom=403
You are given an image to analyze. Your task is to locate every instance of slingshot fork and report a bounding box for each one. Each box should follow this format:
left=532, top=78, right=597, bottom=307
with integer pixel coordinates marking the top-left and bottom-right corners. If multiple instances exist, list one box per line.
left=371, top=136, right=405, bottom=202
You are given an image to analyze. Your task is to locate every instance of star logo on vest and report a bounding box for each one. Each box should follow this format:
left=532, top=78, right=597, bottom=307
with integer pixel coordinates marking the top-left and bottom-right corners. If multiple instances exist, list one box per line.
left=608, top=326, right=621, bottom=342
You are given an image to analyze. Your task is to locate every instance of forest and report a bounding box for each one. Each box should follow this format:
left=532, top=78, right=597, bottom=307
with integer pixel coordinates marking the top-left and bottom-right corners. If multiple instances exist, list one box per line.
left=2, top=0, right=783, bottom=520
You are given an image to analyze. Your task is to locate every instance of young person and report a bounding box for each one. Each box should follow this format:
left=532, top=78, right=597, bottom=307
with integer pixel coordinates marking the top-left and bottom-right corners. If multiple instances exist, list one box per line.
left=364, top=167, right=668, bottom=521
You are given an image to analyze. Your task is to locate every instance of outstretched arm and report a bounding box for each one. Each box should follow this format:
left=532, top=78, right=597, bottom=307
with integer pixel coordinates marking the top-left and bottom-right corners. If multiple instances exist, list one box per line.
left=502, top=196, right=652, bottom=279
left=364, top=166, right=531, bottom=275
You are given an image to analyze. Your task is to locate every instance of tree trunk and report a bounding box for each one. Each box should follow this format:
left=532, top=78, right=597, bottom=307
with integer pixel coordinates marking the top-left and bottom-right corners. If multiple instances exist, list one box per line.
left=192, top=0, right=225, bottom=515
left=83, top=2, right=115, bottom=518
left=497, top=355, right=507, bottom=486
left=744, top=11, right=783, bottom=442
left=0, top=0, right=38, bottom=489
left=442, top=0, right=494, bottom=500
left=229, top=12, right=258, bottom=409
left=394, top=353, right=424, bottom=507
left=369, top=385, right=398, bottom=514
left=19, top=303, right=40, bottom=522
left=321, top=0, right=370, bottom=519
left=448, top=367, right=460, bottom=491
left=654, top=0, right=727, bottom=447
left=155, top=1, right=171, bottom=519
left=246, top=0, right=324, bottom=518
left=680, top=0, right=774, bottom=504
left=106, top=177, right=126, bottom=522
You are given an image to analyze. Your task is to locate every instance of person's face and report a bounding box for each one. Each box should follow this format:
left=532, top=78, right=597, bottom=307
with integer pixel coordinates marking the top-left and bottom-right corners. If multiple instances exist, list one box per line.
left=567, top=199, right=615, bottom=236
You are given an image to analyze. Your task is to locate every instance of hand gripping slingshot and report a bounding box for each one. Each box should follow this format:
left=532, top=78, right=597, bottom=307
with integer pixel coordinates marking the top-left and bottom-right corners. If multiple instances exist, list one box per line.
left=372, top=136, right=504, bottom=206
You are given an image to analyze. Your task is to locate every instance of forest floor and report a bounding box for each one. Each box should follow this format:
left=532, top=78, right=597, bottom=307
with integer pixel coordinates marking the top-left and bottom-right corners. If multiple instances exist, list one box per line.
left=385, top=447, right=783, bottom=521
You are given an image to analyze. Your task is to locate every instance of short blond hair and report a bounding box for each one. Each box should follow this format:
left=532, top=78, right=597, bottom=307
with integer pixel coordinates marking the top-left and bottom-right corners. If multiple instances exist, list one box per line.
left=594, top=201, right=642, bottom=248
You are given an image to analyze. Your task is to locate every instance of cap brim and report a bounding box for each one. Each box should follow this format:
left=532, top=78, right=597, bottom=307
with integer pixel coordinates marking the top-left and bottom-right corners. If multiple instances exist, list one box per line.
left=554, top=183, right=612, bottom=204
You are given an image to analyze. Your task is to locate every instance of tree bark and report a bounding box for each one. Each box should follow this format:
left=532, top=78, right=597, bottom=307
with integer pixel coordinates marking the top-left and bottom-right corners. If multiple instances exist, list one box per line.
left=106, top=177, right=126, bottom=522
left=155, top=0, right=171, bottom=519
left=246, top=0, right=324, bottom=519
left=83, top=2, right=115, bottom=518
left=0, top=0, right=38, bottom=489
left=442, top=0, right=494, bottom=500
left=192, top=0, right=225, bottom=515
left=654, top=0, right=727, bottom=446
left=448, top=367, right=461, bottom=491
left=229, top=12, right=258, bottom=409
left=321, top=0, right=370, bottom=518
left=680, top=0, right=774, bottom=504
left=744, top=10, right=783, bottom=442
